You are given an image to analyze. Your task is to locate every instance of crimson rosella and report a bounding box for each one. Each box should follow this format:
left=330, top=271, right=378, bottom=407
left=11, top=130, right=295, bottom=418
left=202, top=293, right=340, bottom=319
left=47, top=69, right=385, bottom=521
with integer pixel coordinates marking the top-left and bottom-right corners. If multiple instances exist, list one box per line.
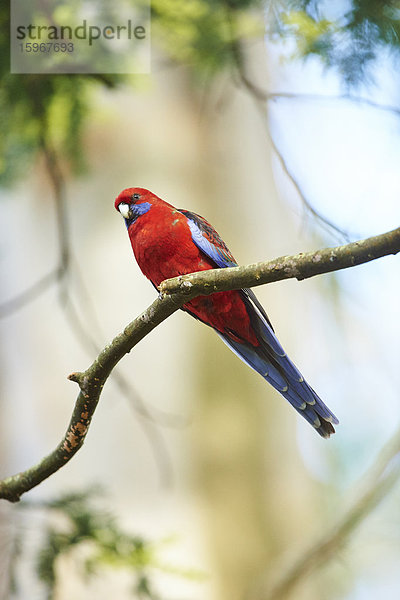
left=115, top=187, right=338, bottom=437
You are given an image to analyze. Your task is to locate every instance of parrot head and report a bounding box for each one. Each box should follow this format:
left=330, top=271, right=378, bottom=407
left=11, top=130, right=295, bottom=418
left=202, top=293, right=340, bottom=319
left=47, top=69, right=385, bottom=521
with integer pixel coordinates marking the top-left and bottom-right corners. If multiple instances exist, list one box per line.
left=115, top=187, right=156, bottom=226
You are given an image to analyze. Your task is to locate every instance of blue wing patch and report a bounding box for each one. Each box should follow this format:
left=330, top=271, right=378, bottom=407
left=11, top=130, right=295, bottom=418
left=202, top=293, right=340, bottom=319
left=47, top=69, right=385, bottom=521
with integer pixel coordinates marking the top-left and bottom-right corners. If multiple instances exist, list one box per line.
left=180, top=209, right=237, bottom=268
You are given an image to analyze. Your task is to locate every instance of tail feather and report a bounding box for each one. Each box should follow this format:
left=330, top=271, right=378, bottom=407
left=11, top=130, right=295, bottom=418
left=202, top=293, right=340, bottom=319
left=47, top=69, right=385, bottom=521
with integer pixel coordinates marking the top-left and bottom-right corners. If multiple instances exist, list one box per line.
left=185, top=289, right=339, bottom=438
left=222, top=337, right=289, bottom=393
left=217, top=291, right=339, bottom=438
left=283, top=386, right=336, bottom=438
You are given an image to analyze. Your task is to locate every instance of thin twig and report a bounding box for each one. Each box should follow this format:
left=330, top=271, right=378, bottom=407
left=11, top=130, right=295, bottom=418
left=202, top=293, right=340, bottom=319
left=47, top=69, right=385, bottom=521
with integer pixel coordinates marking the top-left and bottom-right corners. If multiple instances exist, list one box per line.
left=0, top=141, right=69, bottom=319
left=267, top=91, right=400, bottom=118
left=41, top=140, right=70, bottom=277
left=264, top=424, right=400, bottom=599
left=230, top=42, right=400, bottom=243
left=234, top=68, right=352, bottom=242
left=0, top=268, right=60, bottom=318
left=0, top=226, right=398, bottom=502
left=267, top=132, right=352, bottom=242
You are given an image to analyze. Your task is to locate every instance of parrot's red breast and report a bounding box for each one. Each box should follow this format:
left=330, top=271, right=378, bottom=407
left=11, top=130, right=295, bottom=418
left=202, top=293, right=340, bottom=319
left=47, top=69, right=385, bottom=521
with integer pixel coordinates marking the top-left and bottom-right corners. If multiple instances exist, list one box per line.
left=117, top=188, right=258, bottom=346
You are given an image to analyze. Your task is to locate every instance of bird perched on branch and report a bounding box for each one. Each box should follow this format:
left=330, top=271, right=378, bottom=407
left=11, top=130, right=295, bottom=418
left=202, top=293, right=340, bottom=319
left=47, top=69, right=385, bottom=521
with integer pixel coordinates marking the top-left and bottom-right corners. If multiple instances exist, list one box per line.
left=115, top=187, right=338, bottom=438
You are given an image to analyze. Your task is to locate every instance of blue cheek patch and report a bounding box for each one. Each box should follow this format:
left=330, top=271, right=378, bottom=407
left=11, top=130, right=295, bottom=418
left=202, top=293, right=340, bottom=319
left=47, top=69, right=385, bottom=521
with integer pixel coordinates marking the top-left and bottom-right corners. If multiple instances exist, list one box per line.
left=135, top=202, right=152, bottom=217
left=125, top=202, right=151, bottom=228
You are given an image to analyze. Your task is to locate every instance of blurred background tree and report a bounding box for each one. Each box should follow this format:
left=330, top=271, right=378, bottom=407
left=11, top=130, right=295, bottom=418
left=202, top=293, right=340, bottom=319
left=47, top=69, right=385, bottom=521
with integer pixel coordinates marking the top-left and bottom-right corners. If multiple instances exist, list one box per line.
left=1, top=1, right=400, bottom=599
left=270, top=0, right=400, bottom=85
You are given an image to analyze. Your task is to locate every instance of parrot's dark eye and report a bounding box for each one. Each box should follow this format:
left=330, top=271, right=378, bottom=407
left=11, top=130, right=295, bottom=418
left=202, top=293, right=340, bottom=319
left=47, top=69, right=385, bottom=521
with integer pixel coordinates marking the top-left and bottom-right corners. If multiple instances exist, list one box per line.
left=132, top=193, right=141, bottom=200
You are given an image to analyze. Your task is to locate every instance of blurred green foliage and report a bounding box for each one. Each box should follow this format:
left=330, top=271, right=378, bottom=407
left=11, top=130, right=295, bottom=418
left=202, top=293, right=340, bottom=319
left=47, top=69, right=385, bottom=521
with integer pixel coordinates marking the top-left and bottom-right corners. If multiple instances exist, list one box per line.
left=151, top=0, right=262, bottom=73
left=10, top=489, right=202, bottom=599
left=269, top=0, right=400, bottom=85
left=0, top=0, right=262, bottom=187
left=0, top=4, right=122, bottom=185
left=2, top=0, right=400, bottom=187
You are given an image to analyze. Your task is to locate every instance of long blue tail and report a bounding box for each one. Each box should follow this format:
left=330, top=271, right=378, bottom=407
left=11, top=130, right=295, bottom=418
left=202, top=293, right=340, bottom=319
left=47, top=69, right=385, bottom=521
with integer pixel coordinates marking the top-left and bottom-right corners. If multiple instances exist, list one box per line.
left=218, top=290, right=339, bottom=438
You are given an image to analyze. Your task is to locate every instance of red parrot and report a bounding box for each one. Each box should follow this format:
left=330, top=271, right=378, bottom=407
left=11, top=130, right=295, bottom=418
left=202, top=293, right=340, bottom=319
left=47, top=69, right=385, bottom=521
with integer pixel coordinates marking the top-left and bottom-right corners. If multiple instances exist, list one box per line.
left=115, top=187, right=338, bottom=438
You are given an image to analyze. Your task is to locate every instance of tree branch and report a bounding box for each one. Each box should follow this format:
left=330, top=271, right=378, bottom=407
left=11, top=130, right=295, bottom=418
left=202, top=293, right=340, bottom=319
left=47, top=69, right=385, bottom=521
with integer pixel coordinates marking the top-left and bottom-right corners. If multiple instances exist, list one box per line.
left=160, top=227, right=400, bottom=296
left=0, top=293, right=184, bottom=503
left=0, top=139, right=176, bottom=482
left=0, top=227, right=399, bottom=502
